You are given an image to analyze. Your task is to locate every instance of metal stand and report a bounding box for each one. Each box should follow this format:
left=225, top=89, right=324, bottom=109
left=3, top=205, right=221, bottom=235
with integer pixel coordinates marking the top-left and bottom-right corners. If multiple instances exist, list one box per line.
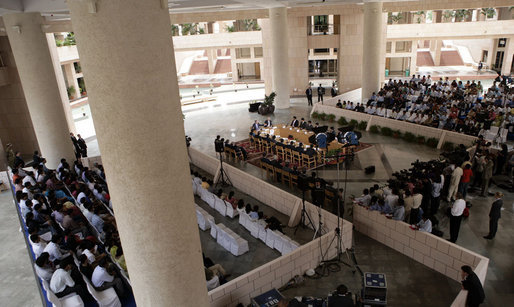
left=319, top=150, right=357, bottom=273
left=215, top=152, right=232, bottom=187
left=294, top=189, right=317, bottom=236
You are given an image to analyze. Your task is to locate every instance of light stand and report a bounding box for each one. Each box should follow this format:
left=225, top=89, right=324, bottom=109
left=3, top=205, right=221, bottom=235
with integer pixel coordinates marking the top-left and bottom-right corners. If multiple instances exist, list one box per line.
left=215, top=152, right=232, bottom=187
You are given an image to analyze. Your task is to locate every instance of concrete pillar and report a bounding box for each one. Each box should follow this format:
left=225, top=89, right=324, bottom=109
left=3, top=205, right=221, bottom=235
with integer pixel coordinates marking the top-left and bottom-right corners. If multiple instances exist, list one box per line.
left=501, top=37, right=514, bottom=75
left=230, top=47, right=239, bottom=81
left=411, top=40, right=418, bottom=75
left=206, top=49, right=217, bottom=74
left=67, top=1, right=209, bottom=306
left=269, top=7, right=290, bottom=109
left=3, top=13, right=76, bottom=168
left=63, top=63, right=81, bottom=99
left=337, top=11, right=364, bottom=93
left=362, top=2, right=385, bottom=100
left=47, top=34, right=77, bottom=134
left=433, top=40, right=443, bottom=66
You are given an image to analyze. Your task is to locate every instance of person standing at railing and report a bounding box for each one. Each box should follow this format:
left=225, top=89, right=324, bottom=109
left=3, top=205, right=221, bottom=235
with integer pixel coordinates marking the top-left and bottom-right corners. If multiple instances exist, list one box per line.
left=305, top=85, right=313, bottom=106
left=317, top=84, right=325, bottom=103
left=460, top=265, right=485, bottom=307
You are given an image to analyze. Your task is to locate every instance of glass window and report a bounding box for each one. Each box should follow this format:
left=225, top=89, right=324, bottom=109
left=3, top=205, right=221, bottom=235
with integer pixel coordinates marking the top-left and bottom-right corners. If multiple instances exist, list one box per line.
left=235, top=48, right=251, bottom=59
left=395, top=41, right=412, bottom=52
left=254, top=47, right=263, bottom=58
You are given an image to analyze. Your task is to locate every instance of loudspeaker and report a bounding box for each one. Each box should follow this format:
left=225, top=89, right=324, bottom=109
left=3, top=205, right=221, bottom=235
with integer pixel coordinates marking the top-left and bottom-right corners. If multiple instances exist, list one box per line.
left=365, top=165, right=375, bottom=174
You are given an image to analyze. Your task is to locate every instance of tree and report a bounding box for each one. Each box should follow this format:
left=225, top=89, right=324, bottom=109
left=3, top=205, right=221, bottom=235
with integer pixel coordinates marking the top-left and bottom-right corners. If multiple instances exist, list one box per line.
left=388, top=12, right=403, bottom=24
left=242, top=19, right=260, bottom=31
left=454, top=9, right=471, bottom=22
left=480, top=8, right=496, bottom=19
left=442, top=10, right=455, bottom=22
left=414, top=11, right=426, bottom=24
left=171, top=24, right=179, bottom=36
left=181, top=23, right=204, bottom=35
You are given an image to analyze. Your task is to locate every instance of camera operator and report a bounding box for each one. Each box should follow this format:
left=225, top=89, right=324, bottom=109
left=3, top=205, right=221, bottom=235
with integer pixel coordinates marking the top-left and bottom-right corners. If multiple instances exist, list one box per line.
left=328, top=284, right=355, bottom=307
left=185, top=135, right=192, bottom=147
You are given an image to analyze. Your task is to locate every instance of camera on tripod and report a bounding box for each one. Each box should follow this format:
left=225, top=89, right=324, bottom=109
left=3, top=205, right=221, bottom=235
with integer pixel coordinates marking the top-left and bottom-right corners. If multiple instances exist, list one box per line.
left=185, top=135, right=192, bottom=147
left=214, top=136, right=225, bottom=153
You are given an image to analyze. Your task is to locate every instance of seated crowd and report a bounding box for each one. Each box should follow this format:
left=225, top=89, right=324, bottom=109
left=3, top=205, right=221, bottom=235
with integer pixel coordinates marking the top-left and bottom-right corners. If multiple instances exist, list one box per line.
left=10, top=154, right=130, bottom=304
left=353, top=138, right=510, bottom=242
left=334, top=75, right=514, bottom=136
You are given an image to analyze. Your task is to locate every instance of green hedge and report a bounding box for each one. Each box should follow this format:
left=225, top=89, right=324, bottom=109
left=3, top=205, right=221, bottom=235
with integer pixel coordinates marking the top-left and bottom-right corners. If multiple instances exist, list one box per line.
left=392, top=130, right=402, bottom=138
left=381, top=127, right=393, bottom=136
left=369, top=125, right=380, bottom=134
left=426, top=137, right=438, bottom=148
left=319, top=112, right=327, bottom=121
left=416, top=135, right=426, bottom=144
left=338, top=117, right=348, bottom=125
left=358, top=121, right=368, bottom=130
left=442, top=141, right=455, bottom=152
left=349, top=119, right=358, bottom=127
left=403, top=131, right=416, bottom=142
left=312, top=111, right=319, bottom=119
left=327, top=114, right=336, bottom=122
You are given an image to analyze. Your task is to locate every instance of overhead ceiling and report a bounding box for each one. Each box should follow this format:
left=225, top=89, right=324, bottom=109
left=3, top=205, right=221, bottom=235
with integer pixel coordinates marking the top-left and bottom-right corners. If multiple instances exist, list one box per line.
left=0, top=0, right=413, bottom=19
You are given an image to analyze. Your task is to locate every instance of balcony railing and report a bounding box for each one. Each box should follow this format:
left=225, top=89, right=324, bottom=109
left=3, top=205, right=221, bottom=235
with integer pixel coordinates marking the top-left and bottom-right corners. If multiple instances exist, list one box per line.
left=308, top=24, right=339, bottom=36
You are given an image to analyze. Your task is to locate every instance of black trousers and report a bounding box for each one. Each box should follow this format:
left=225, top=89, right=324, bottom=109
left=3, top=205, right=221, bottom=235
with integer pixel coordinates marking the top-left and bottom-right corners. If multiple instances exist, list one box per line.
left=318, top=94, right=323, bottom=102
left=489, top=217, right=499, bottom=238
left=450, top=215, right=463, bottom=242
left=56, top=284, right=93, bottom=303
left=307, top=96, right=313, bottom=106
left=431, top=196, right=440, bottom=216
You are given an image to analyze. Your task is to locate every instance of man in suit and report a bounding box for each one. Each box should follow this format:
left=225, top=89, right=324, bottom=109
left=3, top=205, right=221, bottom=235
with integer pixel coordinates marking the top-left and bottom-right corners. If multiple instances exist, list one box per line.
left=305, top=86, right=313, bottom=106
left=317, top=84, right=325, bottom=103
left=305, top=121, right=313, bottom=131
left=331, top=85, right=337, bottom=97
left=252, top=120, right=261, bottom=132
left=460, top=265, right=485, bottom=307
left=264, top=117, right=272, bottom=127
left=70, top=132, right=82, bottom=159
left=484, top=192, right=504, bottom=239
left=290, top=116, right=299, bottom=127
left=77, top=134, right=88, bottom=158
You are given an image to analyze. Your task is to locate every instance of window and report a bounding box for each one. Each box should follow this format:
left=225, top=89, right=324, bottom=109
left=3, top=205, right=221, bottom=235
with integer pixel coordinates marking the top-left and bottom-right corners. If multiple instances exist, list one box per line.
left=386, top=42, right=392, bottom=53
left=498, top=38, right=506, bottom=48
left=313, top=48, right=330, bottom=55
left=254, top=47, right=263, bottom=58
left=235, top=48, right=251, bottom=59
left=395, top=41, right=412, bottom=53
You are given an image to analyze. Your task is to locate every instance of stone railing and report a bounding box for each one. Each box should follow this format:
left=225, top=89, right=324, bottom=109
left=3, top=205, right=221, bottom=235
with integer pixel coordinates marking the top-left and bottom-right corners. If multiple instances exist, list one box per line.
left=352, top=205, right=489, bottom=307
left=312, top=104, right=477, bottom=148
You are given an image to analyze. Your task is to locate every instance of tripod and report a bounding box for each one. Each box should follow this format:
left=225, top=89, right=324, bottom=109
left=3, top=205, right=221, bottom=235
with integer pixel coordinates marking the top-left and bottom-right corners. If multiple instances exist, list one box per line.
left=319, top=149, right=357, bottom=272
left=215, top=152, right=232, bottom=187
left=294, top=188, right=316, bottom=236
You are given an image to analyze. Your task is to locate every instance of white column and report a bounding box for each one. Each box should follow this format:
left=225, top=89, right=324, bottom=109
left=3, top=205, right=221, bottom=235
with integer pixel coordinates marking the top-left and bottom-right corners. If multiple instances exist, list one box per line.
left=47, top=33, right=77, bottom=134
left=67, top=1, right=209, bottom=306
left=269, top=7, right=290, bottom=109
left=230, top=47, right=239, bottom=81
left=206, top=49, right=217, bottom=74
left=501, top=37, right=513, bottom=75
left=3, top=13, right=76, bottom=168
left=433, top=39, right=443, bottom=66
left=411, top=40, right=418, bottom=75
left=0, top=138, right=7, bottom=171
left=362, top=2, right=385, bottom=100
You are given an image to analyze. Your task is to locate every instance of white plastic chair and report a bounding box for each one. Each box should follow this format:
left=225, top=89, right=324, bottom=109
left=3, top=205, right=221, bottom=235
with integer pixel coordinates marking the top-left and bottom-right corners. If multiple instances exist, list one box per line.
left=273, top=231, right=285, bottom=253
left=214, top=197, right=227, bottom=216
left=257, top=221, right=267, bottom=242
left=265, top=228, right=276, bottom=248
left=248, top=220, right=260, bottom=238
left=225, top=201, right=239, bottom=218
left=230, top=238, right=249, bottom=256
left=83, top=276, right=121, bottom=307
left=209, top=219, right=218, bottom=239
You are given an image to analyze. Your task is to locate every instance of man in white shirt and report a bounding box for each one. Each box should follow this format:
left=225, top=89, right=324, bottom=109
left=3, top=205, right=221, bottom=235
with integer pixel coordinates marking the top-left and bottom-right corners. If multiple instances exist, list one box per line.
left=352, top=189, right=371, bottom=207
left=449, top=193, right=466, bottom=243
left=416, top=214, right=432, bottom=233
left=49, top=259, right=91, bottom=302
left=35, top=252, right=54, bottom=281
left=91, top=258, right=126, bottom=298
left=43, top=235, right=69, bottom=262
left=30, top=234, right=47, bottom=258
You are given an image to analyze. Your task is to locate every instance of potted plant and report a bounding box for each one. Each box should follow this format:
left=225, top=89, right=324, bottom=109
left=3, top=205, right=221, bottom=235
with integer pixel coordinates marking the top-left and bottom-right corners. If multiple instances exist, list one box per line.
left=258, top=92, right=276, bottom=115
left=416, top=135, right=426, bottom=144
left=67, top=85, right=76, bottom=100
left=327, top=114, right=336, bottom=123
left=426, top=137, right=438, bottom=148
left=403, top=132, right=416, bottom=143
left=358, top=121, right=367, bottom=130
left=442, top=142, right=454, bottom=152
left=319, top=113, right=327, bottom=121
left=380, top=127, right=393, bottom=137
left=369, top=125, right=380, bottom=134
left=337, top=117, right=348, bottom=126
left=392, top=130, right=402, bottom=138
left=349, top=119, right=358, bottom=127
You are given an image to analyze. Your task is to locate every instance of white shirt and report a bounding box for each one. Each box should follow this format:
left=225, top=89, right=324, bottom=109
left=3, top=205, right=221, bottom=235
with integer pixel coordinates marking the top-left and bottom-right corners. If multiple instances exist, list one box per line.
left=385, top=194, right=399, bottom=208
left=83, top=209, right=93, bottom=222
left=35, top=264, right=54, bottom=281
left=83, top=249, right=96, bottom=263
left=22, top=176, right=36, bottom=186
left=92, top=266, right=114, bottom=287
left=77, top=192, right=87, bottom=205
left=50, top=269, right=75, bottom=293
left=206, top=275, right=220, bottom=291
left=32, top=242, right=47, bottom=258
left=44, top=242, right=64, bottom=262
left=451, top=199, right=466, bottom=216
left=417, top=219, right=432, bottom=233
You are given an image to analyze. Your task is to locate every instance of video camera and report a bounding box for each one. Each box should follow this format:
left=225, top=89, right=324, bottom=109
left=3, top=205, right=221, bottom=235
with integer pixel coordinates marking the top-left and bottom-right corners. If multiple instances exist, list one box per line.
left=214, top=137, right=225, bottom=153
left=185, top=135, right=192, bottom=147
